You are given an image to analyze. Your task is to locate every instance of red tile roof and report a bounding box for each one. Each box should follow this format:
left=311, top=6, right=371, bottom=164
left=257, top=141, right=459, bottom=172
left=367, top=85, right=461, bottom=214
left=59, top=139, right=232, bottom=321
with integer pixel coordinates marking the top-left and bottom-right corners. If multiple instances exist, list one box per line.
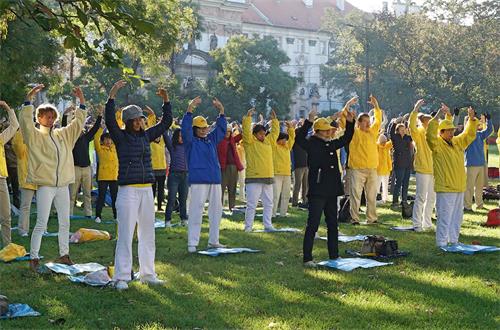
left=242, top=0, right=359, bottom=31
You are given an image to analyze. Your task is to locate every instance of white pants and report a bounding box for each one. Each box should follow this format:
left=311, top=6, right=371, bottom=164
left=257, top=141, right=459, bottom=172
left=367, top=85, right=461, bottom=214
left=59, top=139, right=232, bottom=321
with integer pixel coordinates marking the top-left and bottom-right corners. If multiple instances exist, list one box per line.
left=113, top=186, right=156, bottom=282
left=245, top=183, right=273, bottom=231
left=238, top=170, right=246, bottom=201
left=30, top=186, right=71, bottom=259
left=187, top=184, right=222, bottom=248
left=19, top=188, right=35, bottom=235
left=412, top=173, right=435, bottom=230
left=464, top=166, right=484, bottom=209
left=435, top=192, right=464, bottom=247
left=272, top=175, right=291, bottom=217
left=377, top=175, right=389, bottom=203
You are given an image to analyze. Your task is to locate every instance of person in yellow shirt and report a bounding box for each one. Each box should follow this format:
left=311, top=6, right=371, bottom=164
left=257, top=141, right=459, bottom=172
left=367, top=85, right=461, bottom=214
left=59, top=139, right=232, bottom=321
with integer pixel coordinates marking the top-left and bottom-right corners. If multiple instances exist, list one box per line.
left=242, top=108, right=280, bottom=232
left=376, top=134, right=392, bottom=204
left=0, top=100, right=19, bottom=247
left=272, top=122, right=295, bottom=218
left=11, top=130, right=37, bottom=237
left=94, top=126, right=119, bottom=223
left=426, top=104, right=478, bottom=247
left=348, top=95, right=382, bottom=224
left=409, top=99, right=435, bottom=231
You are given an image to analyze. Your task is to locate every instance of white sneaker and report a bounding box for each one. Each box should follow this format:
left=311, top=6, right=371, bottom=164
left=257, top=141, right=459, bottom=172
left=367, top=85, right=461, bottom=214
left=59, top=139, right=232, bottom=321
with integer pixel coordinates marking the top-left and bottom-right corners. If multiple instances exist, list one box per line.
left=19, top=230, right=29, bottom=237
left=188, top=246, right=197, bottom=253
left=141, top=278, right=165, bottom=286
left=115, top=280, right=129, bottom=291
left=207, top=242, right=227, bottom=249
left=244, top=226, right=252, bottom=233
left=181, top=220, right=188, bottom=227
left=264, top=226, right=276, bottom=232
left=165, top=221, right=172, bottom=228
left=95, top=217, right=102, bottom=224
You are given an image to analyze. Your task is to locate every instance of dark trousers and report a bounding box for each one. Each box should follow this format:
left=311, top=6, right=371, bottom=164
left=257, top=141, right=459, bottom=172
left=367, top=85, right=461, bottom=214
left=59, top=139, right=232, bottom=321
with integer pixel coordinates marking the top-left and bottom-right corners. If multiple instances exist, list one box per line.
left=7, top=166, right=19, bottom=208
left=152, top=175, right=166, bottom=210
left=303, top=196, right=339, bottom=262
left=96, top=180, right=118, bottom=218
left=165, top=171, right=188, bottom=221
left=221, top=164, right=238, bottom=210
left=393, top=168, right=411, bottom=204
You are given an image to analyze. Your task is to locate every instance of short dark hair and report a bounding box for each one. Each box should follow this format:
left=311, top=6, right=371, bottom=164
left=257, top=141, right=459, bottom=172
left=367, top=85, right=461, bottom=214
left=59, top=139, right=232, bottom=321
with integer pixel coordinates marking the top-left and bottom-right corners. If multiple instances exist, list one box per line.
left=100, top=132, right=112, bottom=143
left=253, top=124, right=266, bottom=135
left=357, top=113, right=370, bottom=122
left=277, top=132, right=289, bottom=141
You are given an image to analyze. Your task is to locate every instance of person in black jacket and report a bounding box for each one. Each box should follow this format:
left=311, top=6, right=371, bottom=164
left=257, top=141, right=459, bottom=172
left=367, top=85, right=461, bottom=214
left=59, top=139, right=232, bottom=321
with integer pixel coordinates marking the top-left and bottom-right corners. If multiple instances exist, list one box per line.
left=105, top=80, right=172, bottom=291
left=389, top=120, right=413, bottom=207
left=63, top=106, right=102, bottom=217
left=296, top=99, right=356, bottom=267
left=292, top=120, right=308, bottom=208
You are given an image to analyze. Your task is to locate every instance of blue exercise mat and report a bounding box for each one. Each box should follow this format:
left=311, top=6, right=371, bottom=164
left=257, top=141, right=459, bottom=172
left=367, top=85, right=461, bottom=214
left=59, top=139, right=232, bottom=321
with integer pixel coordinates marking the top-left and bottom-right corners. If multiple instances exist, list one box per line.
left=253, top=227, right=301, bottom=233
left=68, top=270, right=111, bottom=287
left=197, top=248, right=260, bottom=257
left=317, top=258, right=393, bottom=272
left=390, top=226, right=415, bottom=231
left=440, top=243, right=500, bottom=255
left=42, top=262, right=106, bottom=275
left=154, top=220, right=181, bottom=229
left=0, top=304, right=41, bottom=319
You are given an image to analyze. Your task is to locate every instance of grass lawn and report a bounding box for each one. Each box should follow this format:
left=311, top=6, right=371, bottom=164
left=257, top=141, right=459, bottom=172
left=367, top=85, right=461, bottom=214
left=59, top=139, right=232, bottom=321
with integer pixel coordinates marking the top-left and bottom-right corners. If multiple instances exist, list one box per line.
left=1, top=182, right=499, bottom=329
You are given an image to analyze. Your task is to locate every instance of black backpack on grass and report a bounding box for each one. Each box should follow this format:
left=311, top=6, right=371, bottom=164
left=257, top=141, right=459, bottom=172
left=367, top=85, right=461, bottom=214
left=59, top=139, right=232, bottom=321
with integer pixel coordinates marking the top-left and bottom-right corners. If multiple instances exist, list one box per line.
left=402, top=201, right=414, bottom=219
left=338, top=196, right=352, bottom=223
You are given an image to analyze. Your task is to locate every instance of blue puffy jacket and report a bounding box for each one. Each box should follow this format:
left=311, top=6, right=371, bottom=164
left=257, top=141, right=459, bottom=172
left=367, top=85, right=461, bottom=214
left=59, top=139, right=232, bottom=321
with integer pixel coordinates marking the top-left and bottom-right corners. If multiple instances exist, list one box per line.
left=465, top=119, right=493, bottom=167
left=105, top=99, right=172, bottom=185
left=181, top=112, right=227, bottom=184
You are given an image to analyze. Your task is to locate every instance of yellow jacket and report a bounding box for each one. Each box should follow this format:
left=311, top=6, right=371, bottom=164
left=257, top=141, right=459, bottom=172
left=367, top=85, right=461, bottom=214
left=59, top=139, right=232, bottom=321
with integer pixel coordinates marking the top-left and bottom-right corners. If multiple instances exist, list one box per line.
left=11, top=131, right=36, bottom=190
left=272, top=127, right=295, bottom=176
left=242, top=116, right=279, bottom=179
left=94, top=128, right=118, bottom=181
left=426, top=116, right=478, bottom=193
left=409, top=111, right=433, bottom=174
left=151, top=136, right=167, bottom=171
left=0, top=106, right=19, bottom=178
left=20, top=104, right=86, bottom=187
left=237, top=142, right=246, bottom=168
left=348, top=107, right=382, bottom=169
left=377, top=140, right=392, bottom=176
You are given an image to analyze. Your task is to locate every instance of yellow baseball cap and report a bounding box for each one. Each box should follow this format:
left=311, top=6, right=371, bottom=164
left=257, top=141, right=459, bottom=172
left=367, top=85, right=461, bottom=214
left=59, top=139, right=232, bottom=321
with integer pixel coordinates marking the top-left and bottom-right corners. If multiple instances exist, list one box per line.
left=313, top=118, right=332, bottom=131
left=438, top=119, right=456, bottom=131
left=193, top=116, right=208, bottom=128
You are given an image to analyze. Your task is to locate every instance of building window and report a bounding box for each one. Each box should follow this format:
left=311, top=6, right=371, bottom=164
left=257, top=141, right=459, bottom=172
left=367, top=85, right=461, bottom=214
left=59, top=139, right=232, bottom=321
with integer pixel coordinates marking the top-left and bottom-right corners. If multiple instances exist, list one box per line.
left=286, top=37, right=295, bottom=44
left=296, top=39, right=304, bottom=53
left=308, top=40, right=317, bottom=47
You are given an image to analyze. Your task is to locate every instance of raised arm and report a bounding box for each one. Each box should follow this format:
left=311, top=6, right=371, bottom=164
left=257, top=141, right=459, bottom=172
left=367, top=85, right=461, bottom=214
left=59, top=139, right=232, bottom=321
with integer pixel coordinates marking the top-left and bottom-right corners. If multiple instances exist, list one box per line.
left=57, top=87, right=88, bottom=146
left=334, top=109, right=355, bottom=150
left=208, top=98, right=227, bottom=145
left=19, top=84, right=45, bottom=144
left=295, top=108, right=316, bottom=151
left=478, top=114, right=493, bottom=140
left=0, top=101, right=19, bottom=144
left=84, top=110, right=103, bottom=141
left=368, top=95, right=382, bottom=135
left=454, top=107, right=479, bottom=150
left=93, top=127, right=103, bottom=153
left=105, top=80, right=127, bottom=145
left=242, top=108, right=255, bottom=146
left=426, top=107, right=444, bottom=152
left=266, top=110, right=280, bottom=144
left=146, top=88, right=173, bottom=142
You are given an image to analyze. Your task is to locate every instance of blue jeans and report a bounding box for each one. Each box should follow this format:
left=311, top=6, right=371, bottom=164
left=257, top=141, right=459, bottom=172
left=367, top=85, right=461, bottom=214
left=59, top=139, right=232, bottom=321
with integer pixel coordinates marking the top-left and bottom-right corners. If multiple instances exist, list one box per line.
left=393, top=168, right=411, bottom=204
left=165, top=171, right=188, bottom=222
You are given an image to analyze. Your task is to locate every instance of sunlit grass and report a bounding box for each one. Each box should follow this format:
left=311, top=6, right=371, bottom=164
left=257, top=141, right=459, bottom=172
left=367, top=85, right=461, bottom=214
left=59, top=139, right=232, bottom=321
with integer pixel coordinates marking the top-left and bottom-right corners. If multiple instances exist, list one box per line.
left=1, top=180, right=498, bottom=329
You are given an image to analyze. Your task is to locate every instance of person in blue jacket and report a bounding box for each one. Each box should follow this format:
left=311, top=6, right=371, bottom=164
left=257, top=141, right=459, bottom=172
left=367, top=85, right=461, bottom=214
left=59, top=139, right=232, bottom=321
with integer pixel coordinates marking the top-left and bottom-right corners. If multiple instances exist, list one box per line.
left=464, top=112, right=493, bottom=211
left=105, top=80, right=172, bottom=291
left=181, top=96, right=227, bottom=253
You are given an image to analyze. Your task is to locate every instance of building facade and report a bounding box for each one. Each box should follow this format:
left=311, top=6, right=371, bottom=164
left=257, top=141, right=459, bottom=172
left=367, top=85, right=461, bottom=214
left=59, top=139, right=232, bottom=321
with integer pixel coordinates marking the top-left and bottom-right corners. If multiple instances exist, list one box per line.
left=175, top=0, right=359, bottom=118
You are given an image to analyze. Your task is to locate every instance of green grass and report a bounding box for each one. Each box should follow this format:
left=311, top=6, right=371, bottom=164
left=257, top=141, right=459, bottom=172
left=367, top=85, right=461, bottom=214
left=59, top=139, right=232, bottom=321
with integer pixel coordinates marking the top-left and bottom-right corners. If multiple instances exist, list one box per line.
left=1, top=184, right=499, bottom=329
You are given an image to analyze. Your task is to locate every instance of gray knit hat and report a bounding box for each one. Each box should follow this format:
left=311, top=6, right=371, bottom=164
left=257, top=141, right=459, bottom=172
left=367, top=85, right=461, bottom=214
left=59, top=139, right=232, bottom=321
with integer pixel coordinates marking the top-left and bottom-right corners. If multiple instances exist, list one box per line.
left=121, top=105, right=145, bottom=123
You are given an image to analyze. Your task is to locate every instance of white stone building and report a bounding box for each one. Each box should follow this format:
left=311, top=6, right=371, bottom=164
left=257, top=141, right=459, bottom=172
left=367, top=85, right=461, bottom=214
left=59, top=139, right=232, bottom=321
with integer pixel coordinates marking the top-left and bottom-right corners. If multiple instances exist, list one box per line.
left=175, top=0, right=361, bottom=118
